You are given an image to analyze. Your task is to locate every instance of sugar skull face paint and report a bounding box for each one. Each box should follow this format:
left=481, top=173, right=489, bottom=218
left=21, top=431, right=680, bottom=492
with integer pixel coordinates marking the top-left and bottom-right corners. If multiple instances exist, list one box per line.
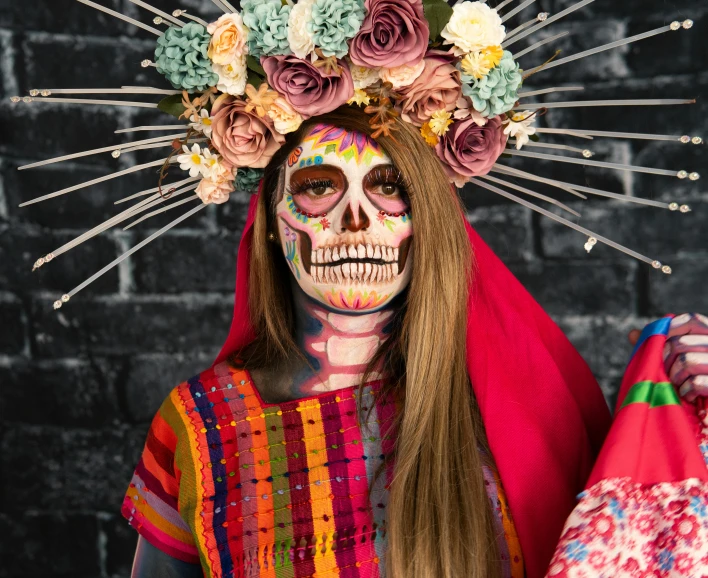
left=275, top=123, right=414, bottom=312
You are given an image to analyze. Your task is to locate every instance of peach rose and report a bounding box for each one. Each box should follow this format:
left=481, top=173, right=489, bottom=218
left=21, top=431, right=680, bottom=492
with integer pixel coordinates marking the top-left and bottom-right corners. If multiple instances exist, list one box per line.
left=267, top=97, right=304, bottom=134
left=210, top=95, right=285, bottom=168
left=207, top=13, right=247, bottom=65
left=196, top=174, right=234, bottom=205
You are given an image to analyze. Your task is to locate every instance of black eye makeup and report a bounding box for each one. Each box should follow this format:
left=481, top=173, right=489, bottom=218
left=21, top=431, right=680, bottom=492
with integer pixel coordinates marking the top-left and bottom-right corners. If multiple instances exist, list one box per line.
left=363, top=165, right=411, bottom=213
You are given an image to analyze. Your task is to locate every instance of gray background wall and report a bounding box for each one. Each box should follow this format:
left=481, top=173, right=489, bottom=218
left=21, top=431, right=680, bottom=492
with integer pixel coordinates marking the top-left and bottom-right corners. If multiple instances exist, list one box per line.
left=0, top=0, right=705, bottom=575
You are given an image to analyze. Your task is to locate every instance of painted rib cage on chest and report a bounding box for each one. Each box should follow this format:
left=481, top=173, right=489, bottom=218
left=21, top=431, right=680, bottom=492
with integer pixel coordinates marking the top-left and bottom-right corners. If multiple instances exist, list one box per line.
left=179, top=364, right=397, bottom=577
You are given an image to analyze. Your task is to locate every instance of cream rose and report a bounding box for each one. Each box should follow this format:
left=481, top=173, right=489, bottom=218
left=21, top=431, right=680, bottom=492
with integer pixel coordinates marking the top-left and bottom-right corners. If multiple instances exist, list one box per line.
left=207, top=13, right=248, bottom=65
left=213, top=56, right=248, bottom=96
left=196, top=175, right=235, bottom=205
left=379, top=60, right=425, bottom=89
left=349, top=61, right=380, bottom=90
left=441, top=1, right=505, bottom=56
left=267, top=97, right=304, bottom=134
left=287, top=0, right=316, bottom=59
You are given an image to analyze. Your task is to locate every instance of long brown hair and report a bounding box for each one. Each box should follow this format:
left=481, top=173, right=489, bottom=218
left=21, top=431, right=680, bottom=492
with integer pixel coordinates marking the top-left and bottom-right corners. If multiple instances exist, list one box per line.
left=236, top=105, right=502, bottom=578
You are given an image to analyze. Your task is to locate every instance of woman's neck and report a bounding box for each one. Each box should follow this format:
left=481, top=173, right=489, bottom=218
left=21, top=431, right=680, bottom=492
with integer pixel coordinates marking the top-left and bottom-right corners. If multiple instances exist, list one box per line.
left=288, top=282, right=396, bottom=396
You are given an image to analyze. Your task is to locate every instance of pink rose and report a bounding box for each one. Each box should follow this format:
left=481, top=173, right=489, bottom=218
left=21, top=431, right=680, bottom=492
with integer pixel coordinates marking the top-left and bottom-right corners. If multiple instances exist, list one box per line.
left=435, top=115, right=508, bottom=182
left=396, top=52, right=461, bottom=126
left=349, top=0, right=429, bottom=68
left=210, top=95, right=285, bottom=168
left=262, top=55, right=354, bottom=118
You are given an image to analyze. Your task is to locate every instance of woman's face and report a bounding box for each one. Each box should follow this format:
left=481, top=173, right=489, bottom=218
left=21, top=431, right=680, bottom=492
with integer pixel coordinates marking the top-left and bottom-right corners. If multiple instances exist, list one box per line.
left=275, top=123, right=414, bottom=312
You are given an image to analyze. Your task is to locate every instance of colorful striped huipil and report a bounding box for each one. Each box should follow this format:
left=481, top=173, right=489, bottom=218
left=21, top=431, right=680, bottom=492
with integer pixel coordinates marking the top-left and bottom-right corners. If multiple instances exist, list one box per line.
left=122, top=361, right=525, bottom=577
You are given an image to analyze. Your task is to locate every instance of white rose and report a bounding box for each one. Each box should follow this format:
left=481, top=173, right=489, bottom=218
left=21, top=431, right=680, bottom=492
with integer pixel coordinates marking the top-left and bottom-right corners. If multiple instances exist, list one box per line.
left=267, top=97, right=304, bottom=134
left=379, top=60, right=425, bottom=89
left=349, top=62, right=380, bottom=90
left=287, top=0, right=316, bottom=59
left=213, top=56, right=248, bottom=96
left=441, top=1, right=505, bottom=56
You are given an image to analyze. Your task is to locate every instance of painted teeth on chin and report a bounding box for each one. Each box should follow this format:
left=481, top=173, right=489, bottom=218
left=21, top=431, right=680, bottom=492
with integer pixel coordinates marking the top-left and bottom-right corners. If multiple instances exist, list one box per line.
left=374, top=245, right=381, bottom=259
left=393, top=247, right=399, bottom=261
left=366, top=243, right=373, bottom=258
left=347, top=245, right=357, bottom=259
left=364, top=262, right=372, bottom=282
left=335, top=264, right=343, bottom=283
left=357, top=244, right=366, bottom=259
left=392, top=262, right=399, bottom=277
left=342, top=262, right=351, bottom=279
left=332, top=247, right=339, bottom=261
left=325, top=247, right=332, bottom=263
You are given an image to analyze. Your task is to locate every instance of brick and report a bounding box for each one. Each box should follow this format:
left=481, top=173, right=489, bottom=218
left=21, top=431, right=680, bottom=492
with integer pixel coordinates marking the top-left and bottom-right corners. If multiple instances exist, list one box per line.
left=133, top=231, right=237, bottom=293
left=0, top=293, right=25, bottom=355
left=216, top=190, right=255, bottom=233
left=23, top=32, right=154, bottom=93
left=540, top=199, right=708, bottom=260
left=466, top=204, right=534, bottom=261
left=99, top=512, right=137, bottom=578
left=0, top=0, right=126, bottom=35
left=30, top=294, right=233, bottom=357
left=0, top=224, right=119, bottom=295
left=549, top=0, right=708, bottom=25
left=0, top=423, right=144, bottom=512
left=0, top=357, right=122, bottom=427
left=0, top=29, right=18, bottom=100
left=0, top=511, right=100, bottom=578
left=122, top=353, right=212, bottom=423
left=0, top=101, right=120, bottom=160
left=648, top=257, right=708, bottom=315
left=507, top=260, right=637, bottom=315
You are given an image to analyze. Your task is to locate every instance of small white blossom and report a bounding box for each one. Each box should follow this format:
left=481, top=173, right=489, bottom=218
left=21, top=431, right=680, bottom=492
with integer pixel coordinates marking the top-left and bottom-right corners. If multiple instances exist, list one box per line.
left=189, top=109, right=214, bottom=138
left=177, top=143, right=208, bottom=178
left=503, top=111, right=537, bottom=149
left=348, top=61, right=380, bottom=90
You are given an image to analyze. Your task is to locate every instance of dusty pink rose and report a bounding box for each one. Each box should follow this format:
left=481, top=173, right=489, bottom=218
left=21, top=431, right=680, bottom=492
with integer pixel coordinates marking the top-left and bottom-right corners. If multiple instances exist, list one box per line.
left=210, top=95, right=285, bottom=168
left=435, top=115, right=507, bottom=182
left=396, top=53, right=461, bottom=126
left=349, top=0, right=429, bottom=68
left=262, top=55, right=354, bottom=118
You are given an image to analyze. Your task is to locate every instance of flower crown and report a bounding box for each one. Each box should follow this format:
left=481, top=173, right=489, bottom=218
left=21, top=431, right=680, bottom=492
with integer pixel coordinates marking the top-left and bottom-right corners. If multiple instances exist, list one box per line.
left=9, top=0, right=702, bottom=309
left=148, top=0, right=533, bottom=202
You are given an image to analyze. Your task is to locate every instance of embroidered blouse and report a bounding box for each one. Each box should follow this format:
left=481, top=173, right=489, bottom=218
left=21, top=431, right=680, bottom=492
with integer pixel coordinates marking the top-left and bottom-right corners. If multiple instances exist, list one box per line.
left=122, top=361, right=525, bottom=578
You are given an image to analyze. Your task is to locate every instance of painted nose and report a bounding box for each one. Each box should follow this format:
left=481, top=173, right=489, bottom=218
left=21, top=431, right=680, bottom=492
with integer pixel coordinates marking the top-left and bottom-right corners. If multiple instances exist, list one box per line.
left=341, top=203, right=370, bottom=232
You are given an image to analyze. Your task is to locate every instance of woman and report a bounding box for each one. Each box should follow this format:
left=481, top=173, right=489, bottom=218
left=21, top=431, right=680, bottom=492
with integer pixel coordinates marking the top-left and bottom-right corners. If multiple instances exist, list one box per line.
left=123, top=106, right=708, bottom=578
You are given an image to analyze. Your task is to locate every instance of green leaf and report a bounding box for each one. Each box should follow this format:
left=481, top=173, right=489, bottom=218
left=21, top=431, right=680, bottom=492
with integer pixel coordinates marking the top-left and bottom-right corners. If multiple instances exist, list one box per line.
left=157, top=93, right=187, bottom=119
left=529, top=133, right=540, bottom=142
left=247, top=68, right=264, bottom=88
left=246, top=54, right=266, bottom=76
left=423, top=0, right=453, bottom=42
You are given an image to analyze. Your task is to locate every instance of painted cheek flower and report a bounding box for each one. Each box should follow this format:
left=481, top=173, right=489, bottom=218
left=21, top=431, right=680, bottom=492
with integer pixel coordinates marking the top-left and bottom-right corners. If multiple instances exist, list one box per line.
left=309, top=0, right=366, bottom=59
left=241, top=0, right=291, bottom=57
left=379, top=60, right=425, bottom=89
left=177, top=143, right=207, bottom=177
left=503, top=110, right=536, bottom=149
left=287, top=0, right=316, bottom=59
left=441, top=1, right=506, bottom=56
left=206, top=13, right=248, bottom=65
left=212, top=56, right=248, bottom=96
left=189, top=109, right=214, bottom=138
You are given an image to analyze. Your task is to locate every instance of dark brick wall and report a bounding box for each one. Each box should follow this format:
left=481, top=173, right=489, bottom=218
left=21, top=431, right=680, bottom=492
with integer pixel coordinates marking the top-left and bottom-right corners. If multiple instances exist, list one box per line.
left=0, top=0, right=705, bottom=575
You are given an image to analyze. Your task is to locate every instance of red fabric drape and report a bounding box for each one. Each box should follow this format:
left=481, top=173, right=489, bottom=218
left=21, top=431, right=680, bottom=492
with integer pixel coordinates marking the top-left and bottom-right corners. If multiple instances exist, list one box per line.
left=215, top=189, right=612, bottom=578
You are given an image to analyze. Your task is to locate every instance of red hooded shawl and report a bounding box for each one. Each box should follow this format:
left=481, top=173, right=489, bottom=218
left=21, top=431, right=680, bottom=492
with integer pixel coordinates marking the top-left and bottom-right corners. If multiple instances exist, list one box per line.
left=215, top=190, right=613, bottom=578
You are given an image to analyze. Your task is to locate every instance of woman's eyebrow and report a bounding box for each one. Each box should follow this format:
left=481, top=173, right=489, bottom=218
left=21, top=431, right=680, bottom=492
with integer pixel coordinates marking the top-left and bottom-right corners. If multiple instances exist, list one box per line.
left=290, top=164, right=346, bottom=185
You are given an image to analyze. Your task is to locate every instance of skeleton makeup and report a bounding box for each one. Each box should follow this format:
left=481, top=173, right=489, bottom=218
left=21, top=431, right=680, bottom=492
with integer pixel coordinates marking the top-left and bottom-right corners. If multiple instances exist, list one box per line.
left=276, top=124, right=413, bottom=312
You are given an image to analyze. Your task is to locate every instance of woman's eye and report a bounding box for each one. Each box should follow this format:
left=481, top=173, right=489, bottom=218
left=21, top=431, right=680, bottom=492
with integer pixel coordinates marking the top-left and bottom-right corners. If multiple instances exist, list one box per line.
left=380, top=183, right=399, bottom=196
left=310, top=185, right=330, bottom=196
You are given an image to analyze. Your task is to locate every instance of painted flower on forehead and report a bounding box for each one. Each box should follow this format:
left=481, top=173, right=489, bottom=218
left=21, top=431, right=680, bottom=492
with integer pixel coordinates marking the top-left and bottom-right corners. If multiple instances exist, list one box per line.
left=303, top=123, right=382, bottom=165
left=348, top=0, right=429, bottom=69
left=309, top=0, right=366, bottom=58
left=262, top=54, right=354, bottom=117
left=210, top=94, right=286, bottom=168
left=241, top=0, right=291, bottom=57
left=441, top=1, right=506, bottom=56
left=463, top=51, right=522, bottom=118
left=287, top=0, right=316, bottom=59
left=396, top=52, right=461, bottom=126
left=435, top=115, right=507, bottom=184
left=206, top=13, right=247, bottom=65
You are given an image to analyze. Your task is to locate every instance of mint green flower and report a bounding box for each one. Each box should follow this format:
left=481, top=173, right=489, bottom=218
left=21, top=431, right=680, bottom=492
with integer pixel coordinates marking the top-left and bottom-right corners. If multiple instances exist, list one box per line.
left=235, top=168, right=264, bottom=192
left=154, top=23, right=218, bottom=92
left=242, top=0, right=291, bottom=57
left=462, top=51, right=522, bottom=118
left=309, top=0, right=365, bottom=58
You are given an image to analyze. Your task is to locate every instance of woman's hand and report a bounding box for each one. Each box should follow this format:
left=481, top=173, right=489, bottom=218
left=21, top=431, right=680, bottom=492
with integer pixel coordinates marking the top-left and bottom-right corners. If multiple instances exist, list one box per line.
left=629, top=313, right=708, bottom=402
